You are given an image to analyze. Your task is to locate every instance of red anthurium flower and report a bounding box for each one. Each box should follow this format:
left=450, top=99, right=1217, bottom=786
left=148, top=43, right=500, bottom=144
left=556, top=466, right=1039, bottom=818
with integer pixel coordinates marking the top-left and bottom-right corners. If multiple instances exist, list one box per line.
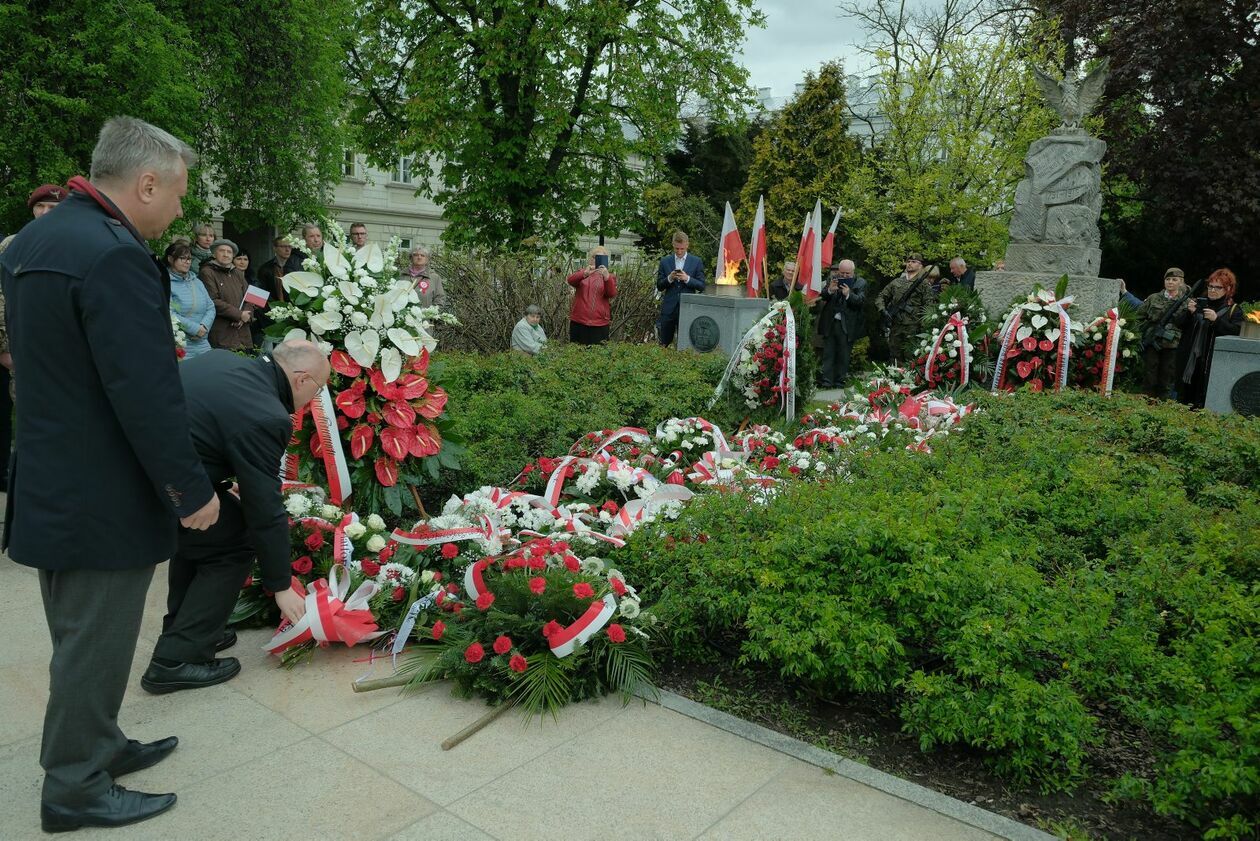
left=350, top=424, right=375, bottom=460
left=407, top=423, right=442, bottom=457
left=334, top=385, right=366, bottom=419
left=1021, top=337, right=1038, bottom=351
left=509, top=654, right=527, bottom=673
left=416, top=385, right=448, bottom=420
left=666, top=470, right=685, bottom=485
left=493, top=635, right=512, bottom=655
left=310, top=433, right=324, bottom=457
left=409, top=348, right=431, bottom=375
left=1038, top=339, right=1054, bottom=352
left=369, top=368, right=403, bottom=401
left=379, top=427, right=410, bottom=460
left=382, top=399, right=418, bottom=429
left=1029, top=379, right=1045, bottom=393
left=329, top=350, right=361, bottom=378
left=374, top=457, right=399, bottom=487
left=393, top=372, right=429, bottom=400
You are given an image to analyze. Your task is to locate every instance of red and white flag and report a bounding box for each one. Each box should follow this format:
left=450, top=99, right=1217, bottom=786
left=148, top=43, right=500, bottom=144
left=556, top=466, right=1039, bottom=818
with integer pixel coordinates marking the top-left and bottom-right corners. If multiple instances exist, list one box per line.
left=715, top=201, right=746, bottom=285
left=793, top=212, right=814, bottom=294
left=242, top=285, right=270, bottom=308
left=794, top=201, right=823, bottom=299
left=746, top=195, right=767, bottom=298
left=821, top=206, right=841, bottom=268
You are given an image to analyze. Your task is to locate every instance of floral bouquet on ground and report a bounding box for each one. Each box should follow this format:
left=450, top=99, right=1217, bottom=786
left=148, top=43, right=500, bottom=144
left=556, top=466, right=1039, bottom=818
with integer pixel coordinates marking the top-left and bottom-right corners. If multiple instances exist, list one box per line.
left=399, top=536, right=656, bottom=718
left=911, top=288, right=993, bottom=390
left=990, top=288, right=1076, bottom=393
left=1070, top=310, right=1139, bottom=394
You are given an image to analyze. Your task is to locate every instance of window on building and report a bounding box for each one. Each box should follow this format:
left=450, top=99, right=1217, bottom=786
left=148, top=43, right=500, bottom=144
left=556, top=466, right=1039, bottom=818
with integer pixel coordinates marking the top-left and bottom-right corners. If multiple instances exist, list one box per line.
left=392, top=157, right=414, bottom=185
left=399, top=238, right=411, bottom=251
left=341, top=150, right=358, bottom=178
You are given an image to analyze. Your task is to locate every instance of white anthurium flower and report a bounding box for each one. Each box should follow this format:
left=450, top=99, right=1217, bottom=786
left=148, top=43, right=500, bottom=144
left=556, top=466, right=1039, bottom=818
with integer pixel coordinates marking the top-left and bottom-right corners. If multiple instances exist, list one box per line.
left=368, top=293, right=394, bottom=328
left=337, top=280, right=362, bottom=305
left=1015, top=325, right=1033, bottom=342
left=354, top=242, right=385, bottom=273
left=345, top=329, right=380, bottom=368
left=308, top=311, right=342, bottom=334
left=282, top=271, right=323, bottom=297
left=380, top=346, right=403, bottom=382
left=1047, top=328, right=1061, bottom=342
left=387, top=327, right=420, bottom=357
left=412, top=322, right=437, bottom=352
left=1030, top=314, right=1048, bottom=330
left=284, top=327, right=309, bottom=343
left=323, top=242, right=351, bottom=279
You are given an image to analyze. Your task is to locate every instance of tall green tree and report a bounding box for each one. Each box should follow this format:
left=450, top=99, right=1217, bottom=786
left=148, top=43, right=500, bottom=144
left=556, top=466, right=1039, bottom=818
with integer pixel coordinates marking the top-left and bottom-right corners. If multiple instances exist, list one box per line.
left=739, top=61, right=862, bottom=266
left=0, top=0, right=350, bottom=236
left=347, top=0, right=763, bottom=250
left=835, top=0, right=1057, bottom=276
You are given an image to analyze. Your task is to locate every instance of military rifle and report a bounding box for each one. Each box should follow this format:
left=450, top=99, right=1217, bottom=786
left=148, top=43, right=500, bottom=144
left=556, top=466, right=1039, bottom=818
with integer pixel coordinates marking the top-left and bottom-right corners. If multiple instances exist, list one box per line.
left=1139, top=278, right=1202, bottom=351
left=880, top=267, right=930, bottom=338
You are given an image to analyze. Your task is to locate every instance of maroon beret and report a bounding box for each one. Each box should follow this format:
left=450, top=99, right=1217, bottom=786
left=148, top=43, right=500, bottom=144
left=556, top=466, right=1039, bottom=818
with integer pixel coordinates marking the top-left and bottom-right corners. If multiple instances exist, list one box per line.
left=27, top=184, right=68, bottom=209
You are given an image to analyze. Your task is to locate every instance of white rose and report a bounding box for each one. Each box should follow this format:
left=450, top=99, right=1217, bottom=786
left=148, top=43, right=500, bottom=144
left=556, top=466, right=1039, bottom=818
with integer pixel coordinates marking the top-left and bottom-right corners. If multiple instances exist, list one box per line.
left=366, top=535, right=387, bottom=553
left=284, top=495, right=311, bottom=517
left=344, top=522, right=368, bottom=540
left=319, top=504, right=341, bottom=520
left=366, top=514, right=386, bottom=531
left=1122, top=349, right=1131, bottom=358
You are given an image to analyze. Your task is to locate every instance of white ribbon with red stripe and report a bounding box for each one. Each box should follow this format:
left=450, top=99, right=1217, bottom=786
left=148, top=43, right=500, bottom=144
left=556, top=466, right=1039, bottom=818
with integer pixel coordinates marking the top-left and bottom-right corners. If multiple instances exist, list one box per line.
left=607, top=484, right=694, bottom=538
left=311, top=386, right=352, bottom=504
left=924, top=312, right=970, bottom=387
left=390, top=513, right=509, bottom=555
left=548, top=595, right=618, bottom=658
left=264, top=564, right=382, bottom=654
left=1088, top=308, right=1122, bottom=396
left=991, top=308, right=1024, bottom=393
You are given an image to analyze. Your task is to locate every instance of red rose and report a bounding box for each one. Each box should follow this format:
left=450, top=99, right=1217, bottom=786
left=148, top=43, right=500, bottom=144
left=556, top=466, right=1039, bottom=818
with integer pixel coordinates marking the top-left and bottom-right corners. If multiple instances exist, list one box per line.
left=360, top=558, right=381, bottom=577
left=441, top=543, right=460, bottom=560
left=432, top=620, right=445, bottom=639
left=292, top=555, right=313, bottom=574
left=529, top=576, right=546, bottom=595
left=573, top=582, right=594, bottom=599
left=493, top=635, right=512, bottom=655
left=606, top=623, right=626, bottom=643
left=509, top=654, right=528, bottom=673
left=564, top=556, right=580, bottom=572
left=392, top=586, right=405, bottom=602
left=464, top=642, right=485, bottom=664
left=378, top=545, right=396, bottom=563
left=610, top=577, right=627, bottom=597
left=476, top=592, right=495, bottom=610
left=542, top=620, right=562, bottom=638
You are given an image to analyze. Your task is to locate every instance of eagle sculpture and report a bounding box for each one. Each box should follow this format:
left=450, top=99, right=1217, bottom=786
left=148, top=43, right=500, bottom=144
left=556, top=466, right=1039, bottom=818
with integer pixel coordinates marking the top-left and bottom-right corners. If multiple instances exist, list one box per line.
left=1033, top=58, right=1111, bottom=128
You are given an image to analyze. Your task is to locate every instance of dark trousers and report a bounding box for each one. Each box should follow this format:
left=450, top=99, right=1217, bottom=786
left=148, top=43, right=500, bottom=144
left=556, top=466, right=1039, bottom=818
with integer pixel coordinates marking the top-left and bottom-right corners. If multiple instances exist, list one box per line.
left=39, top=564, right=154, bottom=805
left=0, top=366, right=11, bottom=490
left=1142, top=346, right=1177, bottom=399
left=153, top=490, right=254, bottom=664
left=569, top=321, right=610, bottom=345
left=657, top=316, right=679, bottom=347
left=820, top=330, right=853, bottom=387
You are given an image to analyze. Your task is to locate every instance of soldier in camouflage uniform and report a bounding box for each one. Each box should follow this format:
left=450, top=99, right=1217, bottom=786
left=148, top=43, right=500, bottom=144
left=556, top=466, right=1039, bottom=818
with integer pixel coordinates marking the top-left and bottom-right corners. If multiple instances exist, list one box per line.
left=1136, top=267, right=1190, bottom=399
left=875, top=253, right=936, bottom=365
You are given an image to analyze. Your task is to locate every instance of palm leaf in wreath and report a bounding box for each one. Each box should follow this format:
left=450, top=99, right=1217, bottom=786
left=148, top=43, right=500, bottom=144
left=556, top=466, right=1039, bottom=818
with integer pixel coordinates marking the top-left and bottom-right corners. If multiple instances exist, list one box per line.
left=603, top=643, right=657, bottom=704
left=509, top=652, right=576, bottom=722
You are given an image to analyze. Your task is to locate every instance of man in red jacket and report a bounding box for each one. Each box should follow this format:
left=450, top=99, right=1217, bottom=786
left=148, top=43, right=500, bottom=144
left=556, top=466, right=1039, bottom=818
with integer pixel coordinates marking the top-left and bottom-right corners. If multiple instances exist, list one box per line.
left=566, top=245, right=618, bottom=344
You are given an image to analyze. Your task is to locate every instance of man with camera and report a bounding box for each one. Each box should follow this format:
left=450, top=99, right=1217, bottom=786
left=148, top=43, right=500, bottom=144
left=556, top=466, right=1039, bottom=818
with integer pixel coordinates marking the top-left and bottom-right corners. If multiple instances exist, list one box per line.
left=817, top=259, right=868, bottom=388
left=655, top=230, right=705, bottom=346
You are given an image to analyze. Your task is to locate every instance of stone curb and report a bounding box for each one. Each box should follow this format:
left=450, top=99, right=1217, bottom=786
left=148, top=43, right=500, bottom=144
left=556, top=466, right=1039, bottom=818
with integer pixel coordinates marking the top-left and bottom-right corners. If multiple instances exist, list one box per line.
left=641, top=688, right=1058, bottom=841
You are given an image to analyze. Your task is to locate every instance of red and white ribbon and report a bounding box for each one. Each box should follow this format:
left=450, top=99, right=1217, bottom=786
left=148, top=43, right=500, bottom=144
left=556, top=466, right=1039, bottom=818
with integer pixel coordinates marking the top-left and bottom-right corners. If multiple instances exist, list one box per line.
left=1095, top=308, right=1121, bottom=397
left=548, top=595, right=618, bottom=658
left=780, top=302, right=797, bottom=422
left=311, top=386, right=352, bottom=504
left=924, top=312, right=970, bottom=387
left=265, top=565, right=381, bottom=654
left=607, top=484, right=694, bottom=538
left=1046, top=296, right=1074, bottom=392
left=391, top=513, right=509, bottom=555
left=991, top=308, right=1024, bottom=393
left=569, top=427, right=651, bottom=456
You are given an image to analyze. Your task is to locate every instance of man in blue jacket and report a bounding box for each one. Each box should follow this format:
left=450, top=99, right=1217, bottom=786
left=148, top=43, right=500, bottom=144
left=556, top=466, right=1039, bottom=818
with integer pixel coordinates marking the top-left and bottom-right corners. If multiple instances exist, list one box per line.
left=655, top=230, right=705, bottom=345
left=0, top=116, right=221, bottom=833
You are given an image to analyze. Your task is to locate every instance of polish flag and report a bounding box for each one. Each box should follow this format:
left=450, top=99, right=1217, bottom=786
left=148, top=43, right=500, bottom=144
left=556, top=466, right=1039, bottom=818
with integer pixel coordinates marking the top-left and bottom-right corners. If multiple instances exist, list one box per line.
left=821, top=206, right=842, bottom=268
left=715, top=201, right=746, bottom=285
left=794, top=200, right=823, bottom=299
left=746, top=195, right=767, bottom=298
left=242, top=285, right=270, bottom=308
left=793, top=212, right=814, bottom=293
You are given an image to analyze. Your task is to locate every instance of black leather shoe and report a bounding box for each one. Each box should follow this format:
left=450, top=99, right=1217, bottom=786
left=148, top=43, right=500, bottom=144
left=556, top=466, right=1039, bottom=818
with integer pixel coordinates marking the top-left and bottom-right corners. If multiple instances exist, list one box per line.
left=216, top=630, right=237, bottom=652
left=41, top=785, right=176, bottom=833
left=140, top=657, right=241, bottom=694
left=106, top=736, right=179, bottom=778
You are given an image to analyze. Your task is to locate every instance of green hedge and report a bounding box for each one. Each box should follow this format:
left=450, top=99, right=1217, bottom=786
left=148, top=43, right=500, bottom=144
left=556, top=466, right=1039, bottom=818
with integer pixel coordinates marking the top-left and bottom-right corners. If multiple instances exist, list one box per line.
left=617, top=390, right=1259, bottom=837
left=430, top=342, right=734, bottom=500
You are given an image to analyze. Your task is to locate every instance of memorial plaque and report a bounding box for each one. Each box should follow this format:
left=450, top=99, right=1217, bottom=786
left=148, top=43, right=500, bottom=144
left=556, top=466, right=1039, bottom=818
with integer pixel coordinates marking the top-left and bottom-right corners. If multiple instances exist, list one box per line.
left=689, top=316, right=720, bottom=353
left=1229, top=371, right=1260, bottom=417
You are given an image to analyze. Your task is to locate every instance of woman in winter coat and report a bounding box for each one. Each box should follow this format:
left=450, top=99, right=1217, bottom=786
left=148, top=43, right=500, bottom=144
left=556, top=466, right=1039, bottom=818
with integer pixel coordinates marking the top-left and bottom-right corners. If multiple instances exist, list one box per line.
left=199, top=238, right=256, bottom=351
left=165, top=241, right=215, bottom=358
left=1174, top=267, right=1243, bottom=409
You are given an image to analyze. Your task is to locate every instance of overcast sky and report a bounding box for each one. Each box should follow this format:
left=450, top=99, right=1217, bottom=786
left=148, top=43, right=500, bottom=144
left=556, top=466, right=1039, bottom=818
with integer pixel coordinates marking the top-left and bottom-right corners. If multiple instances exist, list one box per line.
left=737, top=0, right=873, bottom=98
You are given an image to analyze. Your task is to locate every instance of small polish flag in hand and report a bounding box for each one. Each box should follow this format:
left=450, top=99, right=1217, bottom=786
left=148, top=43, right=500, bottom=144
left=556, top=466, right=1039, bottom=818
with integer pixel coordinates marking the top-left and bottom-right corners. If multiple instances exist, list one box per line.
left=242, top=285, right=270, bottom=308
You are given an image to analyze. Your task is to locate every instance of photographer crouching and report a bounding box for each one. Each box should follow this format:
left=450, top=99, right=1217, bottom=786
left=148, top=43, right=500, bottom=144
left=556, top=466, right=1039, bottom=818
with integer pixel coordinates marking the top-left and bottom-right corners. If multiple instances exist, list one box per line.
left=1174, top=268, right=1243, bottom=409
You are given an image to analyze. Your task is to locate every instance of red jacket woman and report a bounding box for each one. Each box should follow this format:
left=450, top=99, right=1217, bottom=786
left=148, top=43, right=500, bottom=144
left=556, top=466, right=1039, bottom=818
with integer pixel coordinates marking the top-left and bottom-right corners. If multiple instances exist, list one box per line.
left=567, top=247, right=618, bottom=344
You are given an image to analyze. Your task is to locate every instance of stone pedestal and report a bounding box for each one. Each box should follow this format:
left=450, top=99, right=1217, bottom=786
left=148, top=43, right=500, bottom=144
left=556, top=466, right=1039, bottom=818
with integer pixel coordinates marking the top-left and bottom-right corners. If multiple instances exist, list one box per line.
left=1003, top=243, right=1102, bottom=277
left=974, top=271, right=1120, bottom=323
left=1205, top=336, right=1260, bottom=416
left=678, top=293, right=773, bottom=356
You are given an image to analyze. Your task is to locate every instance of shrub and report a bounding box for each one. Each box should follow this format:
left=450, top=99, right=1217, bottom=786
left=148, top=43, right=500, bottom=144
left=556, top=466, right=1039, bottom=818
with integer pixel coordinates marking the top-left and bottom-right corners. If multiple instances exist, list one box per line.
left=618, top=389, right=1259, bottom=835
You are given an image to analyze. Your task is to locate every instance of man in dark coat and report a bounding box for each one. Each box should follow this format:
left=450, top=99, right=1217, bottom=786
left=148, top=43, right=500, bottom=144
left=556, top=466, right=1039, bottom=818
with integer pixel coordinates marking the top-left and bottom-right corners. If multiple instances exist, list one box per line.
left=655, top=230, right=705, bottom=345
left=948, top=257, right=975, bottom=290
left=142, top=342, right=326, bottom=692
left=817, top=259, right=869, bottom=387
left=0, top=116, right=221, bottom=833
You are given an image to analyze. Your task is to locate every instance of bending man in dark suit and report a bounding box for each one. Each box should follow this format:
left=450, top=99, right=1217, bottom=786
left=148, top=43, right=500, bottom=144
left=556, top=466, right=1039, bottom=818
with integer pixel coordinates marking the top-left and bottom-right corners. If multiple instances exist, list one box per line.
left=655, top=230, right=705, bottom=346
left=141, top=341, right=328, bottom=693
left=0, top=116, right=221, bottom=833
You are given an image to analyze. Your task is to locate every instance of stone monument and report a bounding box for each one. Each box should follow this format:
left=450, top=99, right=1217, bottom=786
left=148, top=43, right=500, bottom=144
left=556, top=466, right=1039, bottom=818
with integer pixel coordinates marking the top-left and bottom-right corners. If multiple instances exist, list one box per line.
left=678, top=284, right=773, bottom=356
left=975, top=59, right=1120, bottom=321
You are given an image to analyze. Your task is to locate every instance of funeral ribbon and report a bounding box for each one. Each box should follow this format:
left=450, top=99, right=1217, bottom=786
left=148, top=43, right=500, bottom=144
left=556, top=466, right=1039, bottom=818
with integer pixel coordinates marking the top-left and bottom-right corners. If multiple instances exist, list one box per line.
left=569, top=427, right=651, bottom=456
left=311, top=386, right=352, bottom=504
left=708, top=302, right=776, bottom=411
left=264, top=564, right=382, bottom=654
left=390, top=584, right=445, bottom=665
left=1095, top=308, right=1122, bottom=397
left=1046, top=296, right=1074, bottom=392
left=607, top=484, right=694, bottom=538
left=390, top=513, right=509, bottom=555
left=781, top=301, right=797, bottom=422
left=548, top=595, right=618, bottom=658
left=924, top=312, right=970, bottom=387
left=991, top=307, right=1024, bottom=393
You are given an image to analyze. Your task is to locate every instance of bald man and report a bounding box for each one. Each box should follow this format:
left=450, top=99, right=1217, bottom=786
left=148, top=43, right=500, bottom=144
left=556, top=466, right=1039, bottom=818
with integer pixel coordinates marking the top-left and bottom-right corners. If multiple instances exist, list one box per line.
left=142, top=341, right=330, bottom=693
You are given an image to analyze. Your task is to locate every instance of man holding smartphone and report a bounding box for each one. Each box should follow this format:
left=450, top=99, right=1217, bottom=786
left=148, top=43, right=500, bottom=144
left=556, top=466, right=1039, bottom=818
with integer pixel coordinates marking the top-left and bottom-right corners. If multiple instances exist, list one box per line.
left=566, top=245, right=619, bottom=344
left=818, top=259, right=868, bottom=387
left=654, top=230, right=705, bottom=345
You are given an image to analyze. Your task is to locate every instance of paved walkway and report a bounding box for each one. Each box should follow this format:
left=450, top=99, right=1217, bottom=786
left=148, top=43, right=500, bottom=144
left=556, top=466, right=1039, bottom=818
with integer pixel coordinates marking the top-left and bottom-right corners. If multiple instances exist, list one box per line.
left=0, top=558, right=1042, bottom=840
